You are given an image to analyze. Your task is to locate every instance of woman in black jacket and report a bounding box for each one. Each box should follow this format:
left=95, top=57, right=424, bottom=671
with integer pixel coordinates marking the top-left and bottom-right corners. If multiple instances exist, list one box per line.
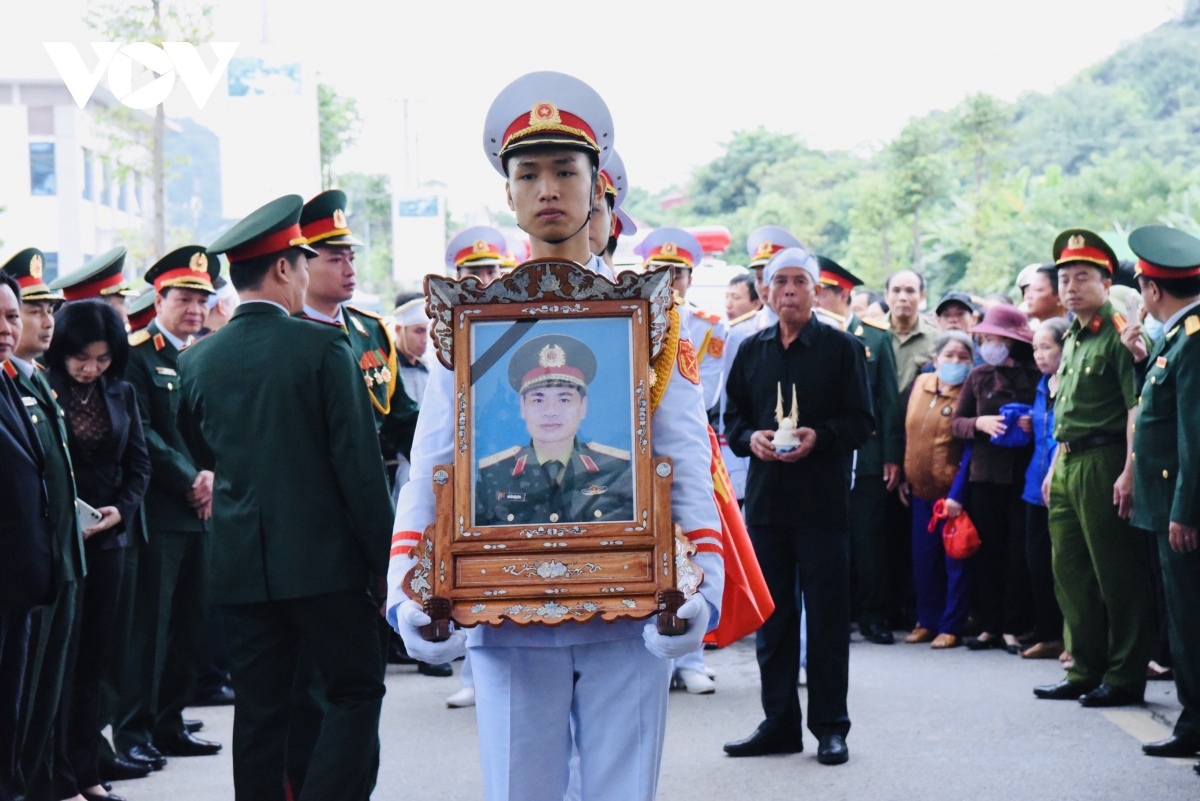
left=46, top=300, right=150, bottom=801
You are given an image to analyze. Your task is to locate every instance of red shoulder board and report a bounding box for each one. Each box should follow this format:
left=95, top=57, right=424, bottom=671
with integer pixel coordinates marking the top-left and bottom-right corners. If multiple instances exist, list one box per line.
left=1, top=360, right=15, bottom=378
left=707, top=336, right=725, bottom=359
left=1087, top=316, right=1103, bottom=334
left=512, top=454, right=527, bottom=477
left=1111, top=312, right=1127, bottom=334
left=153, top=333, right=166, bottom=351
left=580, top=454, right=600, bottom=473
left=695, top=309, right=721, bottom=325
left=677, top=338, right=701, bottom=385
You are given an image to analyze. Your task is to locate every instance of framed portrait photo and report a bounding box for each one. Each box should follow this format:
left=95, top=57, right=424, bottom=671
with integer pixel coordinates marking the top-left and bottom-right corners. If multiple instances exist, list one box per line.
left=405, top=260, right=702, bottom=634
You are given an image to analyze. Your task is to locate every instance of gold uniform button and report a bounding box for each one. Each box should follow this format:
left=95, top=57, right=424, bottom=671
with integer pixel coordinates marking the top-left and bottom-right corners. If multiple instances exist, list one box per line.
left=1085, top=366, right=1091, bottom=374
left=549, top=513, right=559, bottom=523
left=594, top=510, right=603, bottom=518
left=1150, top=376, right=1156, bottom=385
left=31, top=414, right=38, bottom=423
left=1131, top=453, right=1136, bottom=461
left=167, top=382, right=174, bottom=390
left=1163, top=470, right=1170, bottom=479
left=506, top=514, right=514, bottom=522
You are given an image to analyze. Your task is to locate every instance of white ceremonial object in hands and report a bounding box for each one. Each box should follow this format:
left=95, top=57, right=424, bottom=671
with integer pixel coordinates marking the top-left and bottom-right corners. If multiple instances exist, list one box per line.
left=774, top=383, right=801, bottom=453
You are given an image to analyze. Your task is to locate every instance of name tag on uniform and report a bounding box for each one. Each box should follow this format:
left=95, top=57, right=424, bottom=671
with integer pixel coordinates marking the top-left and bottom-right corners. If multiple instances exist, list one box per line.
left=498, top=492, right=526, bottom=502
left=21, top=396, right=37, bottom=406
left=1156, top=357, right=1168, bottom=369
left=155, top=366, right=178, bottom=376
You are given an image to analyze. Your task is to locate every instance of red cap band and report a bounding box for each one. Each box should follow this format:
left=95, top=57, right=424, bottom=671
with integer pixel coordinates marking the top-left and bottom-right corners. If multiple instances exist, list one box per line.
left=503, top=106, right=598, bottom=154
left=153, top=267, right=213, bottom=292
left=1135, top=258, right=1200, bottom=280
left=301, top=216, right=352, bottom=245
left=16, top=276, right=44, bottom=290
left=62, top=271, right=125, bottom=300
left=455, top=244, right=502, bottom=268
left=1057, top=245, right=1113, bottom=273
left=820, top=273, right=856, bottom=291
left=645, top=245, right=695, bottom=268
left=226, top=224, right=307, bottom=263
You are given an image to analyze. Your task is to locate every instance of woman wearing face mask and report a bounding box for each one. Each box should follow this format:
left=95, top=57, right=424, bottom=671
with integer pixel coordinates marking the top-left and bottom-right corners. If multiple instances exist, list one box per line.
left=1016, top=317, right=1069, bottom=660
left=951, top=305, right=1042, bottom=653
left=899, top=331, right=976, bottom=649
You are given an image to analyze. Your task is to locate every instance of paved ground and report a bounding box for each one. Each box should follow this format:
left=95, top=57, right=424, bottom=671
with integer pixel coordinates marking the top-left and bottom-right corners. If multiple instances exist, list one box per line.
left=113, top=634, right=1196, bottom=800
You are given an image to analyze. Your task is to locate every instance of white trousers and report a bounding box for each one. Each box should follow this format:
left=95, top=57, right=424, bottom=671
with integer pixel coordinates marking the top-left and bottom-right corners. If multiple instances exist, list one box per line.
left=471, top=638, right=672, bottom=801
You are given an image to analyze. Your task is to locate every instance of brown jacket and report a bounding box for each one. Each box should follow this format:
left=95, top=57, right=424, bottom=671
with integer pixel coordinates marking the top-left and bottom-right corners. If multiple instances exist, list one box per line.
left=904, top=372, right=963, bottom=501
left=950, top=360, right=1040, bottom=484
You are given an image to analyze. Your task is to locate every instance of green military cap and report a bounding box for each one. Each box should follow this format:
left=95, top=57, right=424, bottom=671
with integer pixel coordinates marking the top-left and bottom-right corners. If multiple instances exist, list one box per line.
left=1128, top=225, right=1200, bottom=280
left=816, top=256, right=863, bottom=292
left=49, top=246, right=131, bottom=300
left=1, top=247, right=63, bottom=303
left=508, top=334, right=597, bottom=396
left=208, top=194, right=319, bottom=264
left=145, top=245, right=217, bottom=295
left=300, top=189, right=362, bottom=247
left=1053, top=229, right=1118, bottom=275
left=126, top=287, right=157, bottom=332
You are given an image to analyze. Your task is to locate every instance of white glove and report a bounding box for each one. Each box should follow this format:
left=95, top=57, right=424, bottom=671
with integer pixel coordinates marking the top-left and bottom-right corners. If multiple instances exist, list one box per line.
left=391, top=599, right=468, bottom=664
left=641, top=593, right=711, bottom=660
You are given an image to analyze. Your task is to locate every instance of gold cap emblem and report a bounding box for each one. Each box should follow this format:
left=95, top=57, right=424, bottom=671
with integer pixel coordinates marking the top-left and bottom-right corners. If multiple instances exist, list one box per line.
left=538, top=343, right=566, bottom=368
left=755, top=241, right=775, bottom=258
left=473, top=239, right=489, bottom=254
left=529, top=101, right=562, bottom=128
left=661, top=242, right=678, bottom=256
left=29, top=253, right=42, bottom=280
left=332, top=209, right=348, bottom=229
left=1067, top=234, right=1086, bottom=250
left=189, top=252, right=208, bottom=273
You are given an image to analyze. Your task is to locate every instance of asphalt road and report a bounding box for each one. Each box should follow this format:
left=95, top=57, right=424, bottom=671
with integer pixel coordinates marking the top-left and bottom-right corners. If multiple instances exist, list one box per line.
left=113, top=634, right=1196, bottom=800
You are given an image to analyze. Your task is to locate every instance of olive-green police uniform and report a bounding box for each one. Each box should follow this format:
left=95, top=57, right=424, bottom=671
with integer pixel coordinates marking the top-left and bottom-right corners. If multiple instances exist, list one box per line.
left=476, top=334, right=634, bottom=526
left=1129, top=225, right=1200, bottom=748
left=178, top=195, right=394, bottom=801
left=2, top=250, right=83, bottom=799
left=818, top=257, right=903, bottom=640
left=115, top=246, right=221, bottom=758
left=1043, top=229, right=1155, bottom=701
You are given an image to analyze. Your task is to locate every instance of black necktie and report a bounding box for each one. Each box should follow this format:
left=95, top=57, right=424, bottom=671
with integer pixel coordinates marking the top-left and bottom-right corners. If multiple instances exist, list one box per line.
left=544, top=460, right=562, bottom=484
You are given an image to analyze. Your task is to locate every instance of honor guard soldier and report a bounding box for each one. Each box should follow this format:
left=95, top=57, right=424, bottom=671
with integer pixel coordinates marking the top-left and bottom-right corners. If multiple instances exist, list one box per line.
left=177, top=194, right=395, bottom=801
left=2, top=249, right=85, bottom=800
left=637, top=227, right=726, bottom=413
left=476, top=334, right=634, bottom=526
left=387, top=72, right=722, bottom=801
left=49, top=246, right=134, bottom=325
left=126, top=288, right=157, bottom=333
left=817, top=256, right=903, bottom=644
left=590, top=150, right=637, bottom=271
left=1034, top=228, right=1156, bottom=708
left=446, top=225, right=509, bottom=283
left=1125, top=226, right=1200, bottom=765
left=116, top=245, right=224, bottom=766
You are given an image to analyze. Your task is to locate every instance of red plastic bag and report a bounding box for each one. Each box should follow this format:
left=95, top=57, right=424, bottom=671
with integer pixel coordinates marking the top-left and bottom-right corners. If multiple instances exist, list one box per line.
left=928, top=499, right=982, bottom=560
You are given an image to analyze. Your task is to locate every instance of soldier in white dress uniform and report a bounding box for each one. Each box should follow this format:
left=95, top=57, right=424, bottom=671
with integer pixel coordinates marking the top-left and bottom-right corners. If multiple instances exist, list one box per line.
left=385, top=72, right=724, bottom=801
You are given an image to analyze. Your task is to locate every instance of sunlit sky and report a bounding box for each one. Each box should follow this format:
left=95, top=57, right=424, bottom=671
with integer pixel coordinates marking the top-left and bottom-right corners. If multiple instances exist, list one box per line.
left=10, top=0, right=1189, bottom=218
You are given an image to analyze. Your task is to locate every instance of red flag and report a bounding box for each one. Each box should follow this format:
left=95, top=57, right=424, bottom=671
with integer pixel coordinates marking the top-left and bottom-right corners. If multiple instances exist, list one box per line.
left=703, top=426, right=774, bottom=647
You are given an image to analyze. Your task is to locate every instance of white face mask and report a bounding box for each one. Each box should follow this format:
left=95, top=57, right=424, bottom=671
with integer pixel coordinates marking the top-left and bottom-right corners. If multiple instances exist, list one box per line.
left=979, top=341, right=1010, bottom=366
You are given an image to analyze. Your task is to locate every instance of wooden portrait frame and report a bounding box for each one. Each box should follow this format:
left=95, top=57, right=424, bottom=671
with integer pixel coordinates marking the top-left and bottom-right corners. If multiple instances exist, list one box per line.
left=405, top=259, right=701, bottom=634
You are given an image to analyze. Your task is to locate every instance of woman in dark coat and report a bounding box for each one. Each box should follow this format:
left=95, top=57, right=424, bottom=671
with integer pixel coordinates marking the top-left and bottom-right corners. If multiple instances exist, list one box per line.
left=46, top=300, right=150, bottom=801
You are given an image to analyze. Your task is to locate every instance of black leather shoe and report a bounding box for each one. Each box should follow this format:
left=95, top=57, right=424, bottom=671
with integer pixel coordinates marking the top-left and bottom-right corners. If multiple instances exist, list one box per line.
left=1142, top=735, right=1200, bottom=757
left=1079, top=684, right=1144, bottom=707
left=1193, top=760, right=1199, bottom=775
left=124, top=743, right=167, bottom=770
left=99, top=755, right=152, bottom=781
left=155, top=731, right=223, bottom=756
left=191, top=684, right=235, bottom=706
left=82, top=790, right=127, bottom=801
left=723, top=723, right=804, bottom=757
left=389, top=635, right=419, bottom=665
left=965, top=634, right=1003, bottom=651
left=184, top=718, right=203, bottom=733
left=866, top=626, right=895, bottom=645
left=817, top=734, right=849, bottom=765
left=417, top=661, right=453, bottom=677
left=1033, top=678, right=1099, bottom=700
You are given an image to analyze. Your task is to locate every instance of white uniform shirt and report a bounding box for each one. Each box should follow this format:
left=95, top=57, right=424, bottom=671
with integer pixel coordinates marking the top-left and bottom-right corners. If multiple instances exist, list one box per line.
left=680, top=300, right=726, bottom=413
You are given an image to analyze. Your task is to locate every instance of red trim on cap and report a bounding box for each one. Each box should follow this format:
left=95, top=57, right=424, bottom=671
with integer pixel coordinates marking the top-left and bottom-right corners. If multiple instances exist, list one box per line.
left=455, top=244, right=502, bottom=268
left=62, top=271, right=125, bottom=300
left=226, top=224, right=307, bottom=263
left=613, top=216, right=624, bottom=239
left=820, top=273, right=856, bottom=291
left=503, top=108, right=597, bottom=153
left=1057, top=245, right=1113, bottom=273
left=645, top=245, right=695, bottom=268
left=520, top=366, right=585, bottom=392
left=127, top=307, right=156, bottom=332
left=1135, top=258, right=1200, bottom=280
left=153, top=267, right=213, bottom=292
left=16, top=276, right=42, bottom=289
left=301, top=216, right=351, bottom=244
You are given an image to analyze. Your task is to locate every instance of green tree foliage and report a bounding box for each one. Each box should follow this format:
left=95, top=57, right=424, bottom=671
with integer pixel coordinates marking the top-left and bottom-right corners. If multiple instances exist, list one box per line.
left=336, top=171, right=393, bottom=300
left=318, top=83, right=361, bottom=190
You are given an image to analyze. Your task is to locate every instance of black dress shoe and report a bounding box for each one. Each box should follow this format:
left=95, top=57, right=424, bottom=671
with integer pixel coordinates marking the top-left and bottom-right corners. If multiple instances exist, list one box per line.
left=965, top=634, right=1003, bottom=651
left=155, top=731, right=223, bottom=756
left=1033, top=678, right=1099, bottom=700
left=184, top=718, right=204, bottom=733
left=99, top=755, right=152, bottom=781
left=417, top=661, right=454, bottom=677
left=1079, top=684, right=1144, bottom=708
left=191, top=684, right=235, bottom=706
left=124, top=744, right=167, bottom=771
left=723, top=723, right=804, bottom=757
left=1143, top=735, right=1200, bottom=757
left=1193, top=760, right=1199, bottom=775
left=866, top=626, right=895, bottom=645
left=82, top=790, right=127, bottom=801
left=817, top=734, right=849, bottom=765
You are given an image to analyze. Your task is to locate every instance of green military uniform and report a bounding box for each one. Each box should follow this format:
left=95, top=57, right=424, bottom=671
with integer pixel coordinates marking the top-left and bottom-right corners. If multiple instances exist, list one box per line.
left=1128, top=225, right=1200, bottom=745
left=886, top=311, right=939, bottom=398
left=116, top=246, right=219, bottom=755
left=818, top=257, right=904, bottom=638
left=477, top=440, right=633, bottom=525
left=1048, top=229, right=1154, bottom=698
left=181, top=194, right=394, bottom=801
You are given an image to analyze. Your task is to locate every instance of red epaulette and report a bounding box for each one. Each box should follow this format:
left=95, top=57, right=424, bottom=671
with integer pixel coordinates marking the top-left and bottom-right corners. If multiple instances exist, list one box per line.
left=1, top=360, right=15, bottom=378
left=1111, top=312, right=1127, bottom=335
left=300, top=313, right=343, bottom=328
left=694, top=309, right=721, bottom=325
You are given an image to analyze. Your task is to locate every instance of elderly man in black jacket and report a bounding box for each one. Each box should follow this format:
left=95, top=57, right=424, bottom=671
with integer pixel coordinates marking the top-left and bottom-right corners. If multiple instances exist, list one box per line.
left=722, top=248, right=874, bottom=766
left=0, top=272, right=54, bottom=801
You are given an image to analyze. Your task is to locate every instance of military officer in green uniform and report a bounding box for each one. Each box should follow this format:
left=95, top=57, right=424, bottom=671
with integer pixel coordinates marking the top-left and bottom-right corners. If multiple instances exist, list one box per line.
left=476, top=334, right=633, bottom=526
left=2, top=248, right=85, bottom=799
left=816, top=256, right=903, bottom=644
left=1122, top=225, right=1200, bottom=765
left=49, top=246, right=135, bottom=325
left=117, top=245, right=224, bottom=764
left=1034, top=228, right=1156, bottom=707
left=178, top=194, right=395, bottom=801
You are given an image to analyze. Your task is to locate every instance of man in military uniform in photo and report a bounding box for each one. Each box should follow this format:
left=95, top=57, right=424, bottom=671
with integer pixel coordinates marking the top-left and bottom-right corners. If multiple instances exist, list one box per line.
left=817, top=256, right=904, bottom=645
left=476, top=334, right=633, bottom=527
left=115, top=246, right=224, bottom=767
left=2, top=248, right=85, bottom=800
left=1122, top=226, right=1200, bottom=769
left=1034, top=228, right=1156, bottom=707
left=177, top=194, right=395, bottom=801
left=49, top=247, right=135, bottom=326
